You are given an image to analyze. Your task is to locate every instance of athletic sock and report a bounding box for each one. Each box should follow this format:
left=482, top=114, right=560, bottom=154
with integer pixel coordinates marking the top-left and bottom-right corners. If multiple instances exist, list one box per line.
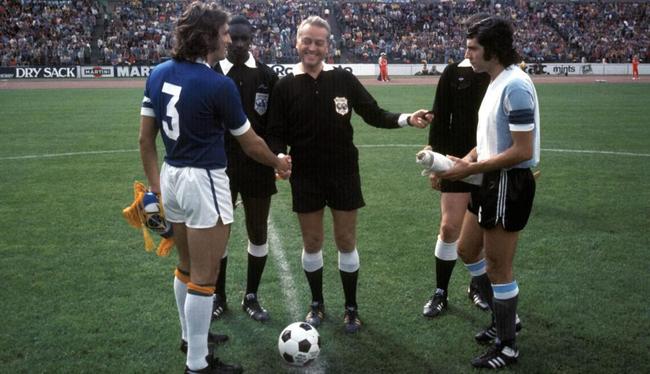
left=492, top=281, right=519, bottom=346
left=339, top=249, right=360, bottom=309
left=174, top=268, right=190, bottom=341
left=215, top=254, right=228, bottom=301
left=434, top=236, right=458, bottom=293
left=185, top=284, right=215, bottom=371
left=246, top=241, right=268, bottom=295
left=302, top=249, right=324, bottom=303
left=464, top=258, right=494, bottom=310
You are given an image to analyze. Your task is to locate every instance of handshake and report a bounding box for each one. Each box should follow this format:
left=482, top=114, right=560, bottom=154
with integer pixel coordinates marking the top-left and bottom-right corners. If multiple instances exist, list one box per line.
left=275, top=153, right=292, bottom=180
left=415, top=146, right=482, bottom=185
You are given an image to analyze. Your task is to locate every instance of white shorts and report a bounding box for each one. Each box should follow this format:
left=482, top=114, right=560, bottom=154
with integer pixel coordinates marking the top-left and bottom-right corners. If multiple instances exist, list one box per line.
left=160, top=163, right=234, bottom=228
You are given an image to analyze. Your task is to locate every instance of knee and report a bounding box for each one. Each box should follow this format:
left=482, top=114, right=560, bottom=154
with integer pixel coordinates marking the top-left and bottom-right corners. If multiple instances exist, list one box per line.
left=334, top=232, right=355, bottom=250
left=439, top=221, right=461, bottom=242
left=303, top=234, right=324, bottom=252
left=248, top=231, right=268, bottom=246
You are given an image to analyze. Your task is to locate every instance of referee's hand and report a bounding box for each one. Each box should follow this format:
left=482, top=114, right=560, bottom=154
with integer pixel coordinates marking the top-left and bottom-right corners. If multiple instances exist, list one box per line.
left=275, top=153, right=292, bottom=180
left=408, top=109, right=430, bottom=128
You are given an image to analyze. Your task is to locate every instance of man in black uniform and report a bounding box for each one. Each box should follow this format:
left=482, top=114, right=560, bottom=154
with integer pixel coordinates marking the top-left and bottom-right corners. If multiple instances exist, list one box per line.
left=267, top=16, right=429, bottom=333
left=211, top=16, right=279, bottom=323
left=421, top=57, right=490, bottom=318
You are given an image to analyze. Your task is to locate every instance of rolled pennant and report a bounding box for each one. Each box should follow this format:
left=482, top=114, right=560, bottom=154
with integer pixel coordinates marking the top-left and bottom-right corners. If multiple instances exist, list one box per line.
left=416, top=149, right=483, bottom=186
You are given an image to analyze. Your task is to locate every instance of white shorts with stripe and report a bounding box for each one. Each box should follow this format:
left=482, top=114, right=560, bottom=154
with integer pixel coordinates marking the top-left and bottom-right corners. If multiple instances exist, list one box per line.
left=160, top=162, right=234, bottom=228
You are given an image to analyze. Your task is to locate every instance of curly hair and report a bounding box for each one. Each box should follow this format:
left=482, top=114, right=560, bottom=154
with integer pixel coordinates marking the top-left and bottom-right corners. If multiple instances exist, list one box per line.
left=466, top=16, right=519, bottom=67
left=172, top=1, right=229, bottom=62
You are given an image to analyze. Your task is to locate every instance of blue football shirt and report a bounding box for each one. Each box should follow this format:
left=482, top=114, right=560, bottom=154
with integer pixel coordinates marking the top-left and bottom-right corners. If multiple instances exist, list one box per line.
left=141, top=59, right=250, bottom=169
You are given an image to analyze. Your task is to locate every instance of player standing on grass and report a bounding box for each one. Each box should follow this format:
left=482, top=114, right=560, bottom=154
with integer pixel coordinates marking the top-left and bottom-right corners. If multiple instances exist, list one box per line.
left=210, top=15, right=279, bottom=323
left=139, top=2, right=290, bottom=373
left=421, top=17, right=491, bottom=318
left=267, top=16, right=429, bottom=334
left=436, top=16, right=540, bottom=369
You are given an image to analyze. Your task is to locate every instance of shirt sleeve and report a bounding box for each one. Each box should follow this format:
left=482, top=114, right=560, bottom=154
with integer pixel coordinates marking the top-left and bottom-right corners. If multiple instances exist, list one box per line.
left=265, top=77, right=288, bottom=155
left=217, top=78, right=251, bottom=136
left=141, top=80, right=155, bottom=118
left=428, top=64, right=453, bottom=147
left=349, top=72, right=401, bottom=129
left=504, top=81, right=535, bottom=132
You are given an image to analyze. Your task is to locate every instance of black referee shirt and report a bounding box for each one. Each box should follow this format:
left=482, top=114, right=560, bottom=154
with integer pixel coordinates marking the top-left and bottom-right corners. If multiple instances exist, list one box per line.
left=215, top=53, right=278, bottom=169
left=268, top=63, right=405, bottom=176
left=428, top=61, right=489, bottom=157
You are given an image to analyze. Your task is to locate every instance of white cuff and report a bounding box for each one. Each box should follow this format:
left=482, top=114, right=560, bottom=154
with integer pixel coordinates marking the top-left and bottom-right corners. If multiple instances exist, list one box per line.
left=509, top=123, right=534, bottom=131
left=230, top=119, right=251, bottom=136
left=397, top=113, right=410, bottom=127
left=140, top=107, right=155, bottom=117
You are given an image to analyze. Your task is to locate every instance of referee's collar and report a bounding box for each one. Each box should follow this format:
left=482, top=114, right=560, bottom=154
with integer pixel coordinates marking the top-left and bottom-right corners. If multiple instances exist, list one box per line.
left=458, top=58, right=472, bottom=67
left=218, top=52, right=257, bottom=75
left=293, top=62, right=334, bottom=76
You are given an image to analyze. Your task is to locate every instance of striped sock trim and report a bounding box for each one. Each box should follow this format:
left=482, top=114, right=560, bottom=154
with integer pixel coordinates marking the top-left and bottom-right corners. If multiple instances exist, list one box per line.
left=175, top=268, right=191, bottom=284
left=187, top=282, right=215, bottom=297
left=492, top=281, right=519, bottom=300
left=465, top=258, right=487, bottom=277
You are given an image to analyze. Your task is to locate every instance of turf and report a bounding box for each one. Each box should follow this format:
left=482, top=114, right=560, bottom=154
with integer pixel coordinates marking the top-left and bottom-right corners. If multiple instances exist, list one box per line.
left=0, top=82, right=648, bottom=373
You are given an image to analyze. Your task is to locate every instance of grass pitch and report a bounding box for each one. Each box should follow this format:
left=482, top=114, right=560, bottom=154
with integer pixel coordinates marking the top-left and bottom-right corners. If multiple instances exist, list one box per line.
left=1, top=82, right=649, bottom=373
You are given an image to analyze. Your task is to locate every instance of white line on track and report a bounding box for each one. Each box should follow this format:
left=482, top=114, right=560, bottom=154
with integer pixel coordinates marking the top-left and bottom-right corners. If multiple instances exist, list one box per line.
left=2, top=146, right=649, bottom=161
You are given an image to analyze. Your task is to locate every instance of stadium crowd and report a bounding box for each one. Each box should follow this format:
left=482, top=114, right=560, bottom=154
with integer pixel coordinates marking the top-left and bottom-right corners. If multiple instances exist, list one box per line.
left=1, top=0, right=647, bottom=67
left=1, top=0, right=98, bottom=66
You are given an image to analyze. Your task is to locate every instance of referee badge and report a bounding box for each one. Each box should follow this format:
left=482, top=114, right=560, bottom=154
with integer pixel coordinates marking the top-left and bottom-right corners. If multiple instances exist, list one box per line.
left=334, top=97, right=349, bottom=116
left=254, top=93, right=269, bottom=115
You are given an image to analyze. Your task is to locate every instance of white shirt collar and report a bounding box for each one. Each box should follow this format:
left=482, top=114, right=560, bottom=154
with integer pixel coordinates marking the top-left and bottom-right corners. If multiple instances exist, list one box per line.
left=195, top=58, right=211, bottom=68
left=293, top=62, right=334, bottom=76
left=458, top=58, right=472, bottom=67
left=218, top=52, right=257, bottom=75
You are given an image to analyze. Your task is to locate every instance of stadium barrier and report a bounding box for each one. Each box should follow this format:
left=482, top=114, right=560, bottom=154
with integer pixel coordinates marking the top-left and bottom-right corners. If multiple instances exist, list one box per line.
left=0, top=63, right=646, bottom=79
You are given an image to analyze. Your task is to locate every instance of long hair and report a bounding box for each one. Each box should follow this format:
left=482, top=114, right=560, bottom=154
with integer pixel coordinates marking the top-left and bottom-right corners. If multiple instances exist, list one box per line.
left=172, top=1, right=229, bottom=62
left=466, top=16, right=519, bottom=67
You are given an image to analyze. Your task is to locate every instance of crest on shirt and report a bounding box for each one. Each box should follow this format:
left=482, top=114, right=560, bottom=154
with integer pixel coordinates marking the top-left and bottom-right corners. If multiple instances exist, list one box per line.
left=334, top=97, right=349, bottom=116
left=254, top=93, right=269, bottom=115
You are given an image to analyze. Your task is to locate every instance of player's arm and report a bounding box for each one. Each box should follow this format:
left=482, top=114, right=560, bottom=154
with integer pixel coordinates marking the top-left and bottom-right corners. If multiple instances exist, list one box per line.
left=235, top=128, right=291, bottom=178
left=220, top=78, right=291, bottom=176
left=349, top=73, right=428, bottom=129
left=427, top=64, right=453, bottom=146
left=139, top=115, right=161, bottom=193
left=265, top=79, right=289, bottom=155
left=439, top=86, right=536, bottom=180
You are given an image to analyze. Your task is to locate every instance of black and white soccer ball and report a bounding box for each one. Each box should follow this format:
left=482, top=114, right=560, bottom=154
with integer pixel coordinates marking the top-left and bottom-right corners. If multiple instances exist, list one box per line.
left=277, top=322, right=320, bottom=366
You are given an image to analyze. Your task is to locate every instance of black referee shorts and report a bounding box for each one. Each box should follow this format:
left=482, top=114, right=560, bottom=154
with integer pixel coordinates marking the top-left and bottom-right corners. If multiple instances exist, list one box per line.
left=290, top=172, right=365, bottom=213
left=227, top=163, right=277, bottom=199
left=470, top=168, right=536, bottom=232
left=441, top=179, right=478, bottom=193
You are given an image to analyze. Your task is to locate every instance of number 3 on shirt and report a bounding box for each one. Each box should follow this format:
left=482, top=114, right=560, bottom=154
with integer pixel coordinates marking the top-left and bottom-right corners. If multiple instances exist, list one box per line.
left=162, top=82, right=182, bottom=140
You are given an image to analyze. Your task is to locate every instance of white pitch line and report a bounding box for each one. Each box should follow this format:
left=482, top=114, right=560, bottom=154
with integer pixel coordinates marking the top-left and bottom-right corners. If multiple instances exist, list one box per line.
left=267, top=217, right=300, bottom=321
left=541, top=148, right=650, bottom=157
left=2, top=146, right=649, bottom=161
left=267, top=217, right=328, bottom=374
left=0, top=148, right=138, bottom=160
left=356, top=144, right=650, bottom=157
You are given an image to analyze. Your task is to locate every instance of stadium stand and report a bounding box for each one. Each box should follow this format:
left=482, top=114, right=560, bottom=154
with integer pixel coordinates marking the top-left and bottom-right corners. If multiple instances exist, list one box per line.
left=1, top=0, right=648, bottom=67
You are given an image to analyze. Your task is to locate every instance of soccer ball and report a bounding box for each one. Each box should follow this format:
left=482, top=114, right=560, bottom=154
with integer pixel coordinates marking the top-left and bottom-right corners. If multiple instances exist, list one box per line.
left=277, top=322, right=320, bottom=366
